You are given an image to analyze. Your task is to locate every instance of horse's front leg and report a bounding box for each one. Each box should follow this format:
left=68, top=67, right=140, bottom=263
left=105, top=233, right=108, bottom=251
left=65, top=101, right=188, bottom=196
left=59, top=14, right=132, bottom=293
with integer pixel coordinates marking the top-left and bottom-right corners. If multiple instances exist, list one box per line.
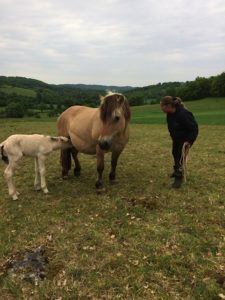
left=37, top=155, right=49, bottom=194
left=4, top=162, right=18, bottom=200
left=109, top=151, right=121, bottom=183
left=95, top=146, right=105, bottom=189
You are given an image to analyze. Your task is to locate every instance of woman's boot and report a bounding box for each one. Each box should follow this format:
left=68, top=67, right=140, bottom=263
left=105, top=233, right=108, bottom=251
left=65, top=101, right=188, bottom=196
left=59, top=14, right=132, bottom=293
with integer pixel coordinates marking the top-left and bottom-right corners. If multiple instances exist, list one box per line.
left=172, top=168, right=183, bottom=188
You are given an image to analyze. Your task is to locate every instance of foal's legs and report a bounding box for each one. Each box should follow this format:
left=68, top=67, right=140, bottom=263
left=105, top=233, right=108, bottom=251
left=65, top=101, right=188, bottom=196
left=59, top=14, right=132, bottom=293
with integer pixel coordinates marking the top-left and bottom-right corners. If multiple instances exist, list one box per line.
left=4, top=159, right=20, bottom=200
left=109, top=151, right=121, bottom=182
left=60, top=148, right=71, bottom=179
left=34, top=157, right=41, bottom=190
left=71, top=147, right=81, bottom=176
left=95, top=147, right=105, bottom=189
left=37, top=155, right=48, bottom=194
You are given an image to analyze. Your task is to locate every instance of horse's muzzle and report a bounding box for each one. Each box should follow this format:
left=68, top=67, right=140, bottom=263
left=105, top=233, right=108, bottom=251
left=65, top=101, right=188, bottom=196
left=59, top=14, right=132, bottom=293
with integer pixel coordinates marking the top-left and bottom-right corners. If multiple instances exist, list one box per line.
left=98, top=139, right=112, bottom=151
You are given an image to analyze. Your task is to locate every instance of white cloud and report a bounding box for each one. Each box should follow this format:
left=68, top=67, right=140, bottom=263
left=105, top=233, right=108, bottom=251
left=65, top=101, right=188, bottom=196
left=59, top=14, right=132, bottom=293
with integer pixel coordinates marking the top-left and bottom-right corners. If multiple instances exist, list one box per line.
left=0, top=0, right=224, bottom=86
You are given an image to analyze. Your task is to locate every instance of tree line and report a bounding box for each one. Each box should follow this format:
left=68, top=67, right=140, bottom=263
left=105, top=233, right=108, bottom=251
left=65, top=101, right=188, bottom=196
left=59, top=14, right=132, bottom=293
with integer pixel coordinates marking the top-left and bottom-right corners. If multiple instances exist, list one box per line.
left=0, top=72, right=224, bottom=118
left=125, top=72, right=225, bottom=105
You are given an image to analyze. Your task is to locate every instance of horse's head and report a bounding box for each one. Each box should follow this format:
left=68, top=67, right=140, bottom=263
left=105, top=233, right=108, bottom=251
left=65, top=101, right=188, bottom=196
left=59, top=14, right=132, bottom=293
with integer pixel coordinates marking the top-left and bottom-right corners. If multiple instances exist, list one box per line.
left=98, top=92, right=131, bottom=151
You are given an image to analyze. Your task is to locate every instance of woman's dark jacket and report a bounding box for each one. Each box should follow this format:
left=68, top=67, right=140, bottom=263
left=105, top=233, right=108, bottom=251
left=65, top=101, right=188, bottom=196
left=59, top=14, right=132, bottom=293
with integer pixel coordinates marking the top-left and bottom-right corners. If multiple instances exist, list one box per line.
left=167, top=105, right=198, bottom=145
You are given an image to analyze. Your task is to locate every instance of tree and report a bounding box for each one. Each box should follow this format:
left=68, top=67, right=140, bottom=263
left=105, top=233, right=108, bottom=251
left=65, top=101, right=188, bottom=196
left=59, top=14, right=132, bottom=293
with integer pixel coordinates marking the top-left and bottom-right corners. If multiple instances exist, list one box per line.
left=5, top=102, right=24, bottom=118
left=0, top=92, right=7, bottom=106
left=210, top=72, right=225, bottom=97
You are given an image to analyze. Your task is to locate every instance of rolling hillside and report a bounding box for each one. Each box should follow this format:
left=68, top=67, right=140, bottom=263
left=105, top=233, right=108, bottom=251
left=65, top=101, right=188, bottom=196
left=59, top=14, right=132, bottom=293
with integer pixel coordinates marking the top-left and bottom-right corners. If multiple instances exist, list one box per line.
left=0, top=75, right=225, bottom=122
left=0, top=85, right=36, bottom=97
left=131, top=98, right=225, bottom=125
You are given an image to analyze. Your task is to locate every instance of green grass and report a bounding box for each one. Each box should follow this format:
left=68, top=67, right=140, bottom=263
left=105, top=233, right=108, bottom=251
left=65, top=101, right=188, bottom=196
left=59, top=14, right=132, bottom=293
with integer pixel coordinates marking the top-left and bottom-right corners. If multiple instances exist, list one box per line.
left=0, top=118, right=225, bottom=299
left=0, top=85, right=36, bottom=97
left=131, top=97, right=225, bottom=125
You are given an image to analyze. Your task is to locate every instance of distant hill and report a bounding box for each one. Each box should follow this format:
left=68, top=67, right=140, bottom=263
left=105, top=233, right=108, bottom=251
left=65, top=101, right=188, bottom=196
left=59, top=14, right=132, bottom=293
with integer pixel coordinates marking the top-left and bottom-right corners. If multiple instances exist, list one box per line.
left=0, top=85, right=36, bottom=97
left=0, top=76, right=135, bottom=92
left=0, top=72, right=224, bottom=110
left=0, top=75, right=184, bottom=107
left=0, top=76, right=49, bottom=89
left=56, top=83, right=135, bottom=92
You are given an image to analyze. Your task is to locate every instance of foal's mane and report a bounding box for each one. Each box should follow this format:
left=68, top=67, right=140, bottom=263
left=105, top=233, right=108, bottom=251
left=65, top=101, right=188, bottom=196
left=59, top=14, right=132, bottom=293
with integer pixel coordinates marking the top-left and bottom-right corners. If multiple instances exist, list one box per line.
left=100, top=92, right=131, bottom=123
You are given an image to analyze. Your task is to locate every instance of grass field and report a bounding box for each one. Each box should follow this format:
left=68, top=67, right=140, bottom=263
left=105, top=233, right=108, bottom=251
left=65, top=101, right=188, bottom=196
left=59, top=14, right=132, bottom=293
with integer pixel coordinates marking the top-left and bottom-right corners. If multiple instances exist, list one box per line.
left=0, top=85, right=36, bottom=98
left=0, top=101, right=225, bottom=299
left=131, top=98, right=225, bottom=125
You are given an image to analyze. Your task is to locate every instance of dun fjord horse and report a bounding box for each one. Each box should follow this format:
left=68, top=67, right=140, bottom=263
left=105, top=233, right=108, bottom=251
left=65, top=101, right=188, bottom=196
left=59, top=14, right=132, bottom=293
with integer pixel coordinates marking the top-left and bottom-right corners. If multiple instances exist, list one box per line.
left=57, top=92, right=131, bottom=190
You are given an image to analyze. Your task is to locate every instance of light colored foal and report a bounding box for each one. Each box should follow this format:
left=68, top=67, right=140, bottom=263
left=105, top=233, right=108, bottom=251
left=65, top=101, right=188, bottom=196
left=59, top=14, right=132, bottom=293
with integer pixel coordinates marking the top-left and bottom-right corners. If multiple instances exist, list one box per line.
left=0, top=134, right=71, bottom=200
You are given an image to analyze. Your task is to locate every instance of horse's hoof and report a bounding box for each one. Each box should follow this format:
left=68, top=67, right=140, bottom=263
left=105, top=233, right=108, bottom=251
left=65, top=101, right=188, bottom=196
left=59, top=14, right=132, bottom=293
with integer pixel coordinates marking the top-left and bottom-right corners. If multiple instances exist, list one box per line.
left=95, top=181, right=103, bottom=189
left=74, top=169, right=81, bottom=177
left=62, top=175, right=69, bottom=180
left=35, top=186, right=41, bottom=191
left=96, top=187, right=107, bottom=194
left=109, top=179, right=117, bottom=185
left=12, top=195, right=18, bottom=201
left=109, top=173, right=116, bottom=181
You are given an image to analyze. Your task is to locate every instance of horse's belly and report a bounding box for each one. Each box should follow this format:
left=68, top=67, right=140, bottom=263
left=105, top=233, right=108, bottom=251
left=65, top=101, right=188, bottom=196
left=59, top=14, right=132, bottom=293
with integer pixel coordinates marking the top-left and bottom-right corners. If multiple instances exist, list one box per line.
left=80, top=147, right=96, bottom=155
left=71, top=136, right=97, bottom=155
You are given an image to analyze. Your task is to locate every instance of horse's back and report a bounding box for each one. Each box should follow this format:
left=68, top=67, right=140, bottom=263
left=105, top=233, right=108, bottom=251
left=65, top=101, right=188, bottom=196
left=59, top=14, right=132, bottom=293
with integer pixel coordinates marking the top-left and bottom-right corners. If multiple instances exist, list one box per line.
left=57, top=106, right=98, bottom=136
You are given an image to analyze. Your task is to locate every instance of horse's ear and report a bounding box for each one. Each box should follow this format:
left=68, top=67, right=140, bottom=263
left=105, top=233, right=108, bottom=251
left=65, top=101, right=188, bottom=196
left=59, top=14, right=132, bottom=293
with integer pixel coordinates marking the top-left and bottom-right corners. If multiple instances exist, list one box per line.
left=60, top=136, right=69, bottom=143
left=117, top=94, right=124, bottom=104
left=123, top=97, right=131, bottom=121
left=99, top=95, right=105, bottom=104
left=50, top=136, right=58, bottom=141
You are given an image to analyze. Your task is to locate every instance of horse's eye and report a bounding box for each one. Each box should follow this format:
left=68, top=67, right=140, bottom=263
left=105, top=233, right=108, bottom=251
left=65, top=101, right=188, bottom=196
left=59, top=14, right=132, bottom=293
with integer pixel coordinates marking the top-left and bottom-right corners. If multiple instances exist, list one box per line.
left=115, top=116, right=120, bottom=122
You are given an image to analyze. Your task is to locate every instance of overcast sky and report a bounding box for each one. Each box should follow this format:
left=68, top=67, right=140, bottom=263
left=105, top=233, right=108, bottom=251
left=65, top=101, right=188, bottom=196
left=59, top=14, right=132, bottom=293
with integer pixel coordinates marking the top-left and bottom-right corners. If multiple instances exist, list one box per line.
left=0, top=0, right=225, bottom=86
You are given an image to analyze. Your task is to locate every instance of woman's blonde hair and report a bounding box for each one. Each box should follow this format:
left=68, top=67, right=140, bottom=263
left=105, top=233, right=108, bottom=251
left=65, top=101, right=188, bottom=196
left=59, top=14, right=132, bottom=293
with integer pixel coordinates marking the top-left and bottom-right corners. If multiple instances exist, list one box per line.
left=160, top=96, right=184, bottom=107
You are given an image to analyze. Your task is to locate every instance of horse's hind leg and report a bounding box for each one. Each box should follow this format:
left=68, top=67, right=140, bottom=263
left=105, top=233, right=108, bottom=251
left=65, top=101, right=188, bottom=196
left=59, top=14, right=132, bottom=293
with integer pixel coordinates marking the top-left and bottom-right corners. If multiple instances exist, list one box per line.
left=34, top=157, right=41, bottom=190
left=71, top=147, right=81, bottom=176
left=60, top=148, right=71, bottom=179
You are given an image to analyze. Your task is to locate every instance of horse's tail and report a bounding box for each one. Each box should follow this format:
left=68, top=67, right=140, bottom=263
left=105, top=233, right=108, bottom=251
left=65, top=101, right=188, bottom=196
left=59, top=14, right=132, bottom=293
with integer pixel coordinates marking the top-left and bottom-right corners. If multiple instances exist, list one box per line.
left=179, top=142, right=190, bottom=182
left=0, top=144, right=3, bottom=160
left=0, top=144, right=9, bottom=164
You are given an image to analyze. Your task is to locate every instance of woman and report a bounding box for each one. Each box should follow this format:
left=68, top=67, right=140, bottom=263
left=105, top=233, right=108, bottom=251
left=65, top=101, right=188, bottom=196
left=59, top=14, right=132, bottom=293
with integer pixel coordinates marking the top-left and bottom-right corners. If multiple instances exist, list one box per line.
left=160, top=96, right=198, bottom=188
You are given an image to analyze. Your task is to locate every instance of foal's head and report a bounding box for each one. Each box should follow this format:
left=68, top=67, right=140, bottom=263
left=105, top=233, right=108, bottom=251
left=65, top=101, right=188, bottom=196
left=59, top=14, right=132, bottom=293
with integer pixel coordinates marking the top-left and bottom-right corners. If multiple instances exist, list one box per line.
left=98, top=92, right=131, bottom=150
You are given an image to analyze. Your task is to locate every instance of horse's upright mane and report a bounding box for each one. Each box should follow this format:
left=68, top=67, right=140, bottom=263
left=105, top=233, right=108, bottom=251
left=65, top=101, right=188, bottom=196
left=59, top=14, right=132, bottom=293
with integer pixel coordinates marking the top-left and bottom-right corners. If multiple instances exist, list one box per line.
left=100, top=92, right=131, bottom=123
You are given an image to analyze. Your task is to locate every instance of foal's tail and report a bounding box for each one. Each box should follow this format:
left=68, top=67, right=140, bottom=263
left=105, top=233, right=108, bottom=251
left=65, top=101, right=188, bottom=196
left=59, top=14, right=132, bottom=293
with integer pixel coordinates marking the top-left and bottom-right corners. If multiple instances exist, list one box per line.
left=0, top=144, right=9, bottom=164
